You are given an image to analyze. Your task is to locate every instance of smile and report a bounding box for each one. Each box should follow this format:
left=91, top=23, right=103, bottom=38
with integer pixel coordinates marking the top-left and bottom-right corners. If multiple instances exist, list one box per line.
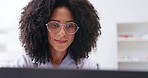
left=54, top=39, right=68, bottom=44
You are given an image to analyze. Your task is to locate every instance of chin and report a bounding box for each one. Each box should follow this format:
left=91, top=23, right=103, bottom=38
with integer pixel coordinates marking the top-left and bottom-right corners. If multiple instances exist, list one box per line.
left=55, top=47, right=68, bottom=52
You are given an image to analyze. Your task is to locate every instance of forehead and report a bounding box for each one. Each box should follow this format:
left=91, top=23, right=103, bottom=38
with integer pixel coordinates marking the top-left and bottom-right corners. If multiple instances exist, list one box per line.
left=50, top=6, right=74, bottom=23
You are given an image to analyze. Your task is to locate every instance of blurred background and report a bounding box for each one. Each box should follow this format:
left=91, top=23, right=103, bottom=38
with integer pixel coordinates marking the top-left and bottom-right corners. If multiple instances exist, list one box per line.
left=0, top=0, right=29, bottom=66
left=0, top=0, right=148, bottom=71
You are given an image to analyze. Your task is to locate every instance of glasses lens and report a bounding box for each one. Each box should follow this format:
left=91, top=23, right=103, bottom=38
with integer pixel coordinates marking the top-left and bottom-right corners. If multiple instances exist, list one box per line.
left=47, top=21, right=60, bottom=33
left=46, top=21, right=79, bottom=34
left=65, top=22, right=78, bottom=34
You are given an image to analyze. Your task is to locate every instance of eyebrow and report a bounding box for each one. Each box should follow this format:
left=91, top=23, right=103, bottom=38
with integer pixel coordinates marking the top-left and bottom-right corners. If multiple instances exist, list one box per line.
left=67, top=20, right=75, bottom=23
left=49, top=20, right=60, bottom=22
left=49, top=20, right=75, bottom=23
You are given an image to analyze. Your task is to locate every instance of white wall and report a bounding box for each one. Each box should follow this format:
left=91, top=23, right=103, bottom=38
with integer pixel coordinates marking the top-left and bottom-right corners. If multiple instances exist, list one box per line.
left=89, top=0, right=148, bottom=70
left=0, top=0, right=30, bottom=66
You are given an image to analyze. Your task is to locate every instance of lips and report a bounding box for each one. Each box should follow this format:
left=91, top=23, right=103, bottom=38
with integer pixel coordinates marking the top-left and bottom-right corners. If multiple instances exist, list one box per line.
left=54, top=39, right=67, bottom=44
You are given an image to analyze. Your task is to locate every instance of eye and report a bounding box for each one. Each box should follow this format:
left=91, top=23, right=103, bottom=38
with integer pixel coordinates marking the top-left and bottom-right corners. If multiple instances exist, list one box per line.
left=48, top=22, right=60, bottom=28
left=66, top=23, right=76, bottom=29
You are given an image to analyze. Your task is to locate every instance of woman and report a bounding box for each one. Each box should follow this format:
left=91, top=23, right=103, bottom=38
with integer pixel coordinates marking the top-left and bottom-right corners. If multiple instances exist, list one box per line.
left=12, top=0, right=101, bottom=69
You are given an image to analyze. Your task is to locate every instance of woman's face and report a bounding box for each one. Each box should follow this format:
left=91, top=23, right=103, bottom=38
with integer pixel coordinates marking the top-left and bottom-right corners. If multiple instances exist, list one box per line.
left=47, top=6, right=75, bottom=52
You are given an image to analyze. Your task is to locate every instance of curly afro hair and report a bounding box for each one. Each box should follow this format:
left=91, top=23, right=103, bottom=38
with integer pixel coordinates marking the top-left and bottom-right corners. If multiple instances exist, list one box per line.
left=19, top=0, right=101, bottom=64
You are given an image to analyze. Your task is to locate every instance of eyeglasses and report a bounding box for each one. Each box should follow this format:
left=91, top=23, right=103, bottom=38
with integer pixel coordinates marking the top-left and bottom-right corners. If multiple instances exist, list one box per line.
left=46, top=21, right=79, bottom=34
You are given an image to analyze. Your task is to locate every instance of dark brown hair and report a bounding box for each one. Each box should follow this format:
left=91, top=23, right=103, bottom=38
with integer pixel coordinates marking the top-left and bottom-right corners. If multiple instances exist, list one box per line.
left=19, top=0, right=101, bottom=64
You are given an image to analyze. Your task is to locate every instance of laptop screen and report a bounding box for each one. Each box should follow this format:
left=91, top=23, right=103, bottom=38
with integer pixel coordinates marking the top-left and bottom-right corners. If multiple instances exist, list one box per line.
left=0, top=68, right=148, bottom=78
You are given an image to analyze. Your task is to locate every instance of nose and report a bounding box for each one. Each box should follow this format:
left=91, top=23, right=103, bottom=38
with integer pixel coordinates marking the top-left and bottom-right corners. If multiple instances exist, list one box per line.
left=57, top=26, right=66, bottom=37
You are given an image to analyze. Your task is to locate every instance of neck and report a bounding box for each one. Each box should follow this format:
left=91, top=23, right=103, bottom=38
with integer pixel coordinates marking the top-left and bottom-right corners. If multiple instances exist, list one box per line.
left=50, top=48, right=68, bottom=68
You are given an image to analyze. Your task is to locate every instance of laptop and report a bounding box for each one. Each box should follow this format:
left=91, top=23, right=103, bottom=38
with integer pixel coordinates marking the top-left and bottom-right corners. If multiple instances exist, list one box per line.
left=0, top=68, right=148, bottom=78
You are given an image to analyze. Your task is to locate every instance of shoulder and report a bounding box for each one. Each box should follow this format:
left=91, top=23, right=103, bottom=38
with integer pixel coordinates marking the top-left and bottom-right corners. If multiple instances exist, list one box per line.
left=10, top=53, right=34, bottom=68
left=79, top=58, right=99, bottom=70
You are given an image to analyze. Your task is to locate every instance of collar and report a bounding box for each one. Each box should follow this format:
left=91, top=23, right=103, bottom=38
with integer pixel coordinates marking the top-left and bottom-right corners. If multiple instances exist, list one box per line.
left=37, top=53, right=80, bottom=69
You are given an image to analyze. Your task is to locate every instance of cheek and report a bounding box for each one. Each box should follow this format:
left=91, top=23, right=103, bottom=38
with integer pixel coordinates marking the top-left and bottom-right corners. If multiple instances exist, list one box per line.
left=69, top=35, right=75, bottom=44
left=48, top=33, right=54, bottom=44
